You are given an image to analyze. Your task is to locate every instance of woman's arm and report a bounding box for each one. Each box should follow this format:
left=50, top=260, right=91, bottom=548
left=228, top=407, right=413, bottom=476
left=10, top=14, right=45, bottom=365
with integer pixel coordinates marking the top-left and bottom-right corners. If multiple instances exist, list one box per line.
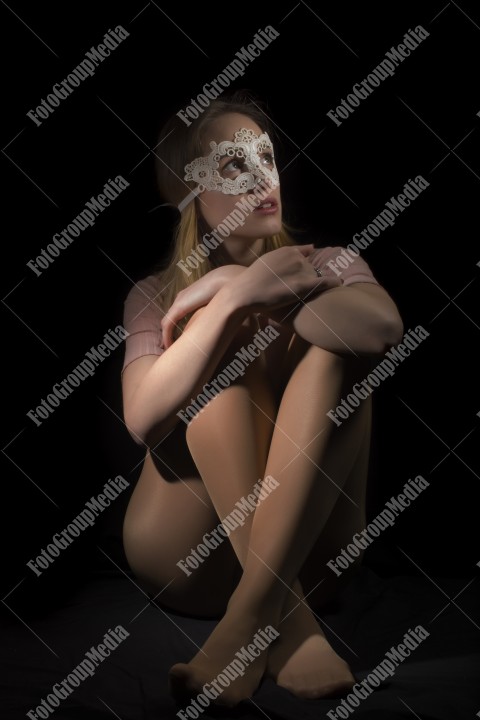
left=122, top=286, right=247, bottom=447
left=122, top=246, right=327, bottom=448
left=276, top=282, right=404, bottom=356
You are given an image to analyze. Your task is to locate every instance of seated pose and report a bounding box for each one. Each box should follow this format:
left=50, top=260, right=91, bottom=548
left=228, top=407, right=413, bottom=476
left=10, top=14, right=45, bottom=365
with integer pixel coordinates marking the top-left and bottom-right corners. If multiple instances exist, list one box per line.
left=121, top=91, right=403, bottom=707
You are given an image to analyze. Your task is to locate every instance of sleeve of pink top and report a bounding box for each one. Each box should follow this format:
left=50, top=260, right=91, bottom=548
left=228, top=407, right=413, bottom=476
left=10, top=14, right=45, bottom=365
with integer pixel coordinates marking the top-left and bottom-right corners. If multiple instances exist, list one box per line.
left=121, top=275, right=166, bottom=375
left=306, top=245, right=380, bottom=286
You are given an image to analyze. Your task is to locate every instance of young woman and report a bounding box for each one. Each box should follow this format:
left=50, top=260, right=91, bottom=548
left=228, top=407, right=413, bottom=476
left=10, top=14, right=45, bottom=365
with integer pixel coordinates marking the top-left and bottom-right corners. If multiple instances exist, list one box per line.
left=121, top=91, right=403, bottom=707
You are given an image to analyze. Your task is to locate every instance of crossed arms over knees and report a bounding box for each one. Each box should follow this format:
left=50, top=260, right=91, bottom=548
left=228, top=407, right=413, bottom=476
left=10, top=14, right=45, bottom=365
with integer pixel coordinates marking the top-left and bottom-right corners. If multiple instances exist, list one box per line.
left=122, top=246, right=402, bottom=447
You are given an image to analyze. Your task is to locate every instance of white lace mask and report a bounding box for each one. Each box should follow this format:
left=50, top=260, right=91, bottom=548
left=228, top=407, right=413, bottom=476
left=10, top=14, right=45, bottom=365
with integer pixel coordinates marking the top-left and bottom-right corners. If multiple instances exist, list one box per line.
left=178, top=128, right=279, bottom=211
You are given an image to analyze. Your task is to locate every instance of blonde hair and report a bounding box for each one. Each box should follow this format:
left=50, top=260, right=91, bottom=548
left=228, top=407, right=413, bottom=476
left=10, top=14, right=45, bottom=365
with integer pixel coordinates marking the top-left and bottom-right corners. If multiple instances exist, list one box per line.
left=153, top=91, right=297, bottom=340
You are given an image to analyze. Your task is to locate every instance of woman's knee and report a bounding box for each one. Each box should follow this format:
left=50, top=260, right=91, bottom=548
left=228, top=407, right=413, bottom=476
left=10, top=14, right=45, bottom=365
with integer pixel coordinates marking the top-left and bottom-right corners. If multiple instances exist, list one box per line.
left=294, top=340, right=370, bottom=378
left=279, top=337, right=340, bottom=385
left=282, top=337, right=376, bottom=401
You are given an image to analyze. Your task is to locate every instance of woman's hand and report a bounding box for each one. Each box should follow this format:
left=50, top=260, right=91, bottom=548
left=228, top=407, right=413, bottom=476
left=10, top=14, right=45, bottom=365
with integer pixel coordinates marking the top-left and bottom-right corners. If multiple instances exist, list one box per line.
left=161, top=264, right=246, bottom=349
left=231, top=244, right=342, bottom=315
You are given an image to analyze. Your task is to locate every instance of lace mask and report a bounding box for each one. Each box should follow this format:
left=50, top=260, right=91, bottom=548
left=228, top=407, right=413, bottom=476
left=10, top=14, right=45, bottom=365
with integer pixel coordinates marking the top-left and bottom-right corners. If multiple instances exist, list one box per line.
left=178, top=128, right=279, bottom=212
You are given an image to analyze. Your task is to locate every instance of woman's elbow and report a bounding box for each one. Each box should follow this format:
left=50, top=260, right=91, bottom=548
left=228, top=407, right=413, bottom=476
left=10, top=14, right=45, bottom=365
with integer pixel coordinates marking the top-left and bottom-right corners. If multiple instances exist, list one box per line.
left=123, top=405, right=149, bottom=446
left=125, top=420, right=147, bottom=446
left=124, top=403, right=179, bottom=448
left=386, top=308, right=404, bottom=347
left=373, top=310, right=404, bottom=354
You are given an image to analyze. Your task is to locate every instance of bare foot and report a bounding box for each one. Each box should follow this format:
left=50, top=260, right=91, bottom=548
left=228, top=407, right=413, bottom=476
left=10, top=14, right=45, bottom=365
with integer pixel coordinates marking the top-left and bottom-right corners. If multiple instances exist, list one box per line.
left=169, top=604, right=279, bottom=708
left=266, top=586, right=356, bottom=699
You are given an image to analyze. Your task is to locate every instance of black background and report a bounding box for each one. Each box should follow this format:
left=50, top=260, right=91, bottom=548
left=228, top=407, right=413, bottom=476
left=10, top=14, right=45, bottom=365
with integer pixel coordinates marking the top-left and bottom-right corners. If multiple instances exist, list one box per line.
left=1, top=0, right=479, bottom=654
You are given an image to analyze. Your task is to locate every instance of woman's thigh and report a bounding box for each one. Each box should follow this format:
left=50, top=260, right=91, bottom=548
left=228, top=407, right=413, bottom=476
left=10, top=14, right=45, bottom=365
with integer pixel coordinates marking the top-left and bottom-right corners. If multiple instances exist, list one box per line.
left=123, top=423, right=241, bottom=618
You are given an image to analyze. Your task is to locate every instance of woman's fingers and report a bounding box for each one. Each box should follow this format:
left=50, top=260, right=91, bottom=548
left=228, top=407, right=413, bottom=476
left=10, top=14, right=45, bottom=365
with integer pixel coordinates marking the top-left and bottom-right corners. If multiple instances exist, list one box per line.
left=296, top=243, right=315, bottom=256
left=160, top=311, right=176, bottom=349
left=161, top=297, right=188, bottom=348
left=160, top=268, right=245, bottom=347
left=312, top=273, right=343, bottom=292
left=161, top=293, right=208, bottom=348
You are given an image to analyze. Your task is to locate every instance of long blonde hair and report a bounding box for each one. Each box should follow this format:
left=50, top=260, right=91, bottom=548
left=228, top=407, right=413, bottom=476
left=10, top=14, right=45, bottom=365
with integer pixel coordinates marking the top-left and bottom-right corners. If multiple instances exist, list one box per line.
left=154, top=91, right=297, bottom=340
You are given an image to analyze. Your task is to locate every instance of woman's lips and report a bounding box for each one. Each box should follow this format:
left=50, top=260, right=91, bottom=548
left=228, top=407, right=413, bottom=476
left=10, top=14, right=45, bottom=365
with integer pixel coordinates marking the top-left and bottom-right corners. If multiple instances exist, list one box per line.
left=253, top=198, right=278, bottom=215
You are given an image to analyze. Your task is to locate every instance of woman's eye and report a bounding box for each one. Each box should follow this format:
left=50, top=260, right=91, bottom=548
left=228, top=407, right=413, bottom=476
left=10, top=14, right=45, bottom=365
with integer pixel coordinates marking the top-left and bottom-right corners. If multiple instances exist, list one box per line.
left=261, top=153, right=274, bottom=166
left=222, top=158, right=244, bottom=174
left=221, top=152, right=275, bottom=175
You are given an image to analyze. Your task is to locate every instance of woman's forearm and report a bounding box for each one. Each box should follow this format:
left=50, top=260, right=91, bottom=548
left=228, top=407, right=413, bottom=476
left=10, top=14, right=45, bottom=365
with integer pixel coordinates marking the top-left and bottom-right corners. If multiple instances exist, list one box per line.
left=125, top=285, right=249, bottom=445
left=284, top=283, right=404, bottom=356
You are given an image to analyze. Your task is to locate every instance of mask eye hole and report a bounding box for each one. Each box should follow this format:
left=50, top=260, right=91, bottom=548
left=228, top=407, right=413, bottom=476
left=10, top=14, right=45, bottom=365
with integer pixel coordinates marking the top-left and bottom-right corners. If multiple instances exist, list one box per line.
left=259, top=152, right=275, bottom=167
left=220, top=153, right=247, bottom=177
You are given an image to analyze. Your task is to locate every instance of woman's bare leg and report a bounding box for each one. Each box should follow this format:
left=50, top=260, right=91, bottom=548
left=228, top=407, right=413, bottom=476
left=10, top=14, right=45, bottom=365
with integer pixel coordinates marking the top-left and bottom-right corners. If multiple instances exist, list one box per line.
left=269, top=339, right=372, bottom=696
left=123, top=432, right=240, bottom=618
left=169, top=329, right=373, bottom=704
left=181, top=317, right=276, bottom=566
left=122, top=313, right=254, bottom=618
left=264, top=333, right=372, bottom=697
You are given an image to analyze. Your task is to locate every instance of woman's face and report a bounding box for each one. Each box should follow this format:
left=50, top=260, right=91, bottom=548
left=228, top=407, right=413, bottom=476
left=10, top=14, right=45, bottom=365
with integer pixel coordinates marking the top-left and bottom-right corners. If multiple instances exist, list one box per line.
left=195, top=113, right=282, bottom=251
